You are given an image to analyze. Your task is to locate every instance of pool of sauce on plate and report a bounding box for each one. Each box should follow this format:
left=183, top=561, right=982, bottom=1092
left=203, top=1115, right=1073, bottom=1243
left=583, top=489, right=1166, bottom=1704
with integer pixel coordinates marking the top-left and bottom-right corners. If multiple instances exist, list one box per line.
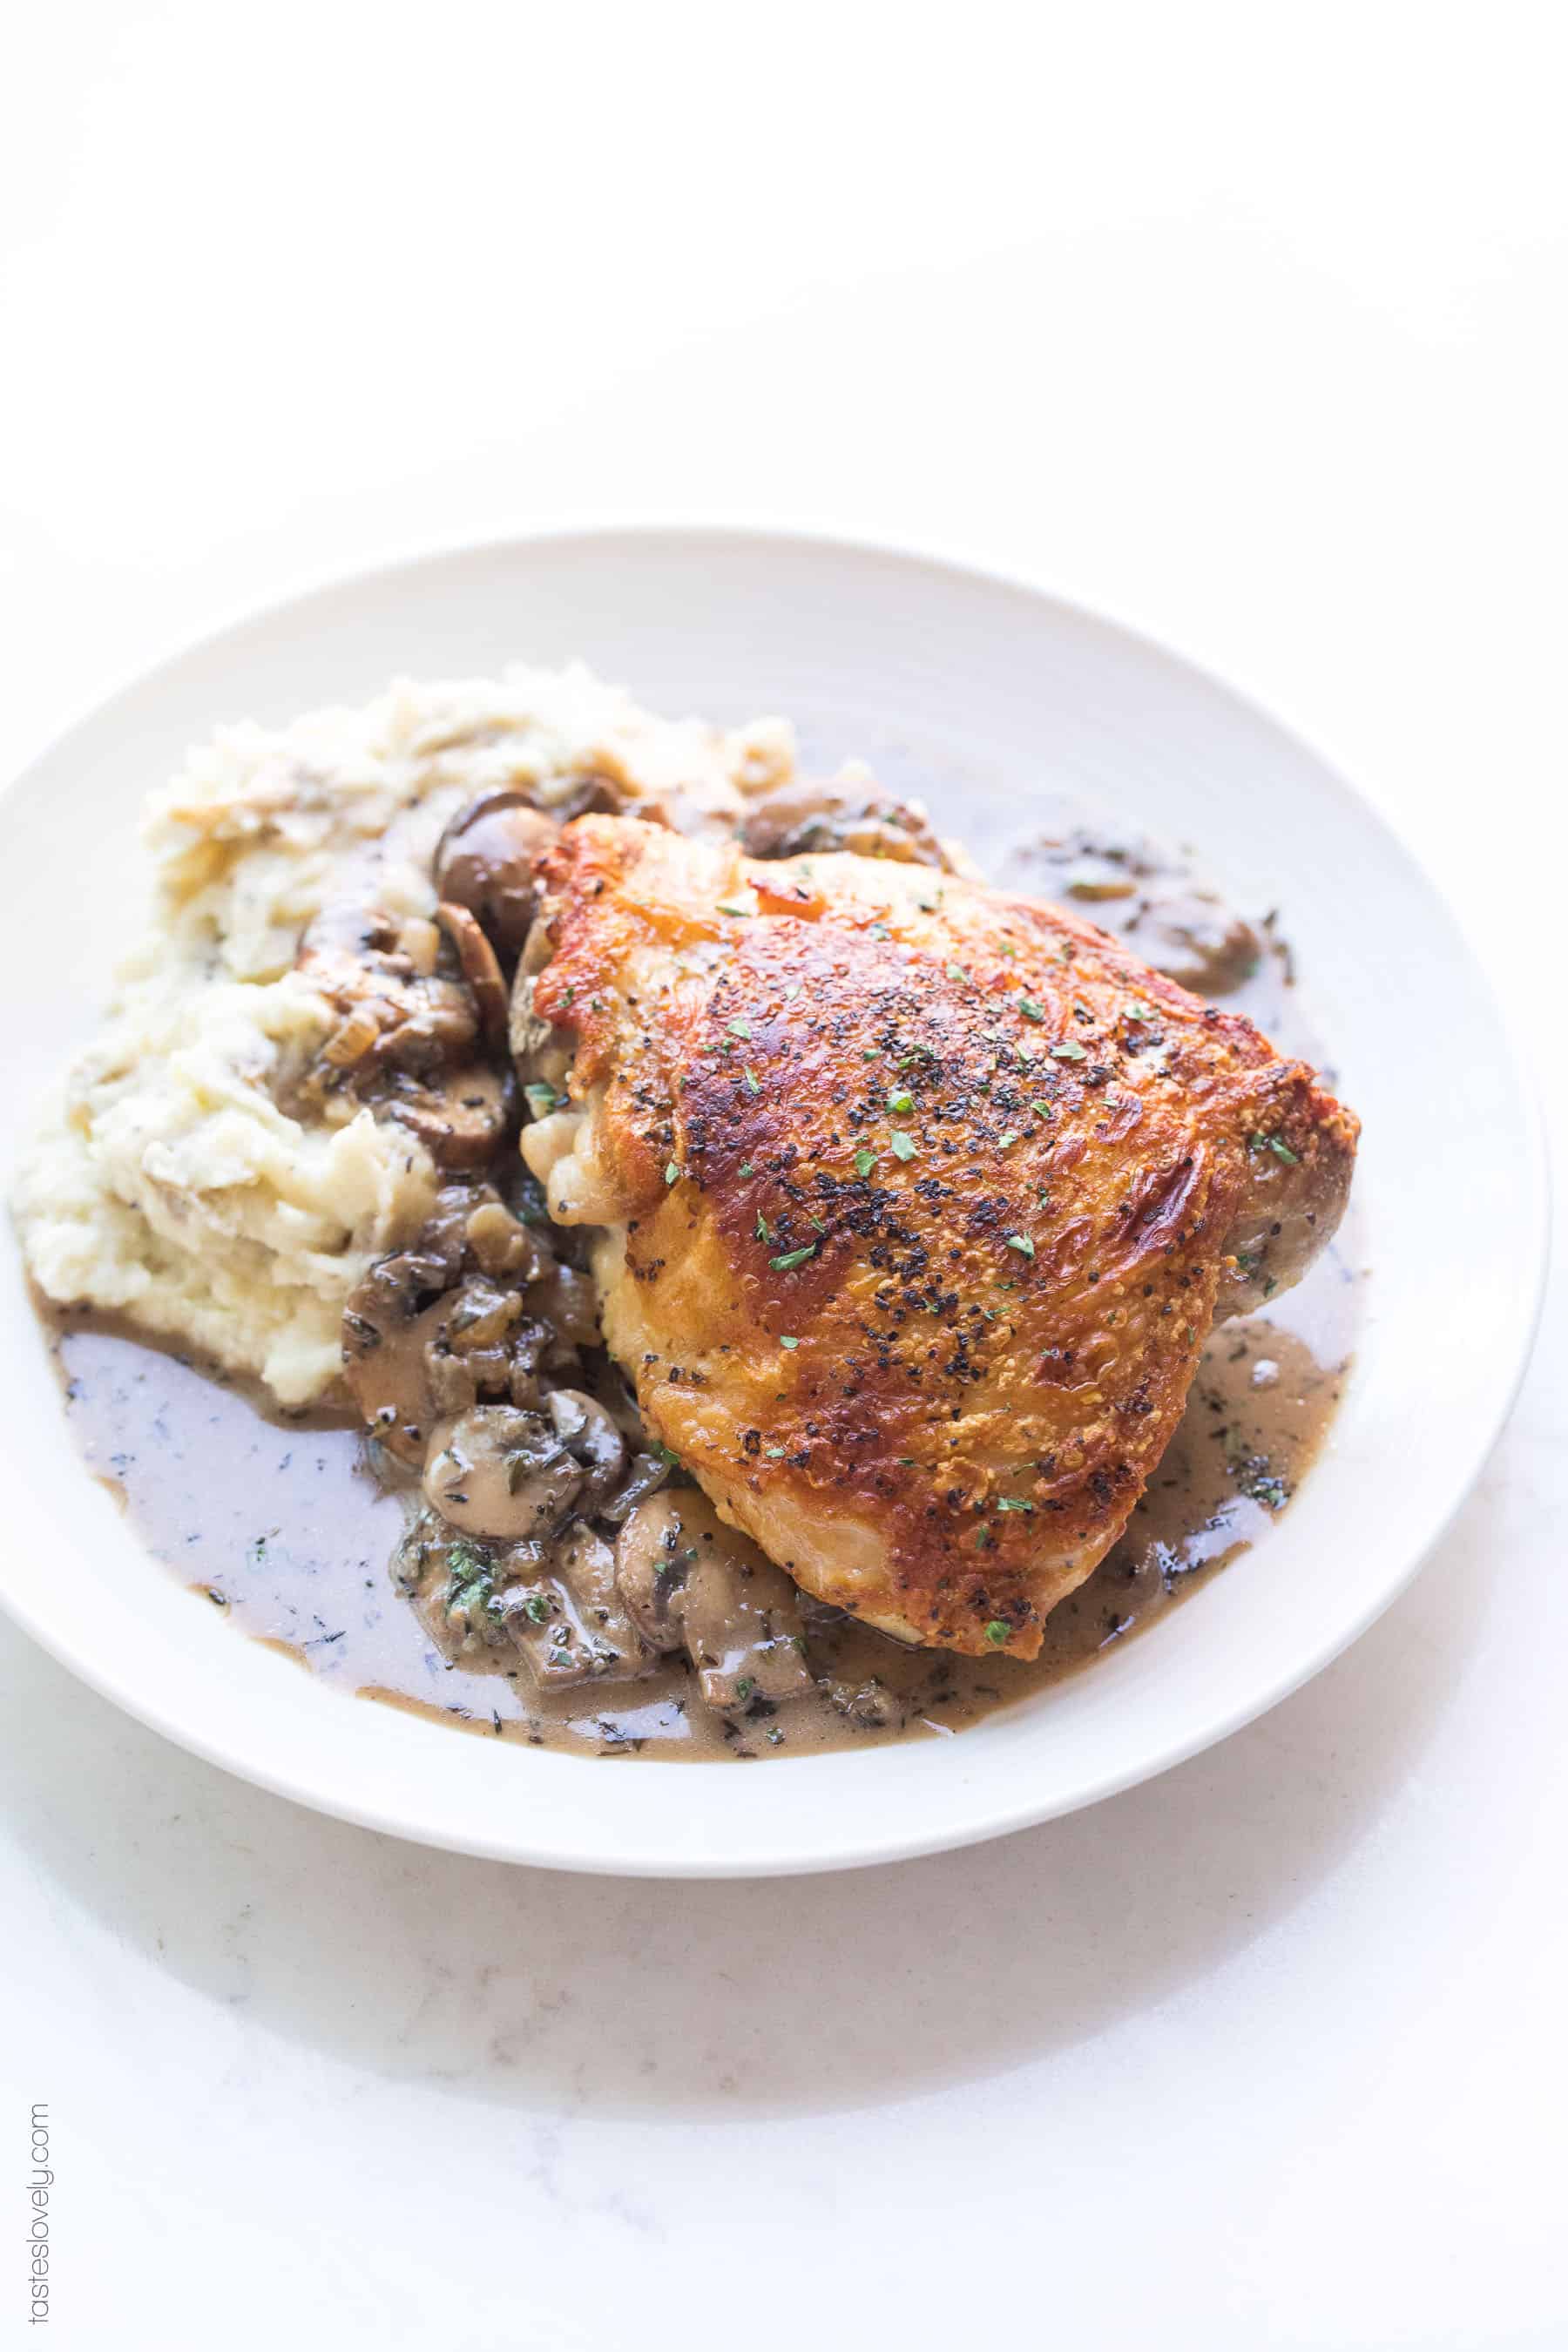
left=43, top=1270, right=1355, bottom=1762
left=36, top=787, right=1362, bottom=1761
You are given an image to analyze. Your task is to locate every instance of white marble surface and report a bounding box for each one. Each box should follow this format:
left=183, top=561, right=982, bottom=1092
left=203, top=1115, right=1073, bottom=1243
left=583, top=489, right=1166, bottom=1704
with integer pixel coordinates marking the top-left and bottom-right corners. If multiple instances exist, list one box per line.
left=3, top=9, right=1565, bottom=2346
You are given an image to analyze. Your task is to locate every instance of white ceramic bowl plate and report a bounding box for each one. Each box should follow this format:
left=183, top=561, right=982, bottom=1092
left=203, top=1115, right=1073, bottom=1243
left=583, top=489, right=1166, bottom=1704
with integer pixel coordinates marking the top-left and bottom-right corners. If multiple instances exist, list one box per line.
left=0, top=532, right=1544, bottom=1875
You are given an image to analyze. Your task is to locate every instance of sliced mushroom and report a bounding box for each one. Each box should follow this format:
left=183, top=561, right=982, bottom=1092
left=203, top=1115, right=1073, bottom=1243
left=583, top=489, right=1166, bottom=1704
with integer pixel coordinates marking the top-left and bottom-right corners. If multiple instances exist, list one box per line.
left=502, top=1524, right=656, bottom=1692
left=297, top=906, right=482, bottom=1080
left=433, top=794, right=561, bottom=961
left=503, top=1320, right=553, bottom=1411
left=551, top=770, right=625, bottom=821
left=614, top=1490, right=818, bottom=1715
left=1120, top=890, right=1262, bottom=997
left=291, top=887, right=531, bottom=1164
left=382, top=1062, right=515, bottom=1172
left=421, top=1273, right=524, bottom=1411
left=436, top=901, right=510, bottom=1050
left=343, top=1206, right=558, bottom=1462
left=1025, top=817, right=1264, bottom=998
left=529, top=1261, right=601, bottom=1353
left=417, top=1181, right=490, bottom=1274
left=463, top=1195, right=535, bottom=1279
left=545, top=1388, right=626, bottom=1512
left=343, top=1247, right=458, bottom=1463
left=740, top=781, right=956, bottom=870
left=596, top=1448, right=672, bottom=1527
left=422, top=1404, right=584, bottom=1540
left=391, top=1510, right=518, bottom=1661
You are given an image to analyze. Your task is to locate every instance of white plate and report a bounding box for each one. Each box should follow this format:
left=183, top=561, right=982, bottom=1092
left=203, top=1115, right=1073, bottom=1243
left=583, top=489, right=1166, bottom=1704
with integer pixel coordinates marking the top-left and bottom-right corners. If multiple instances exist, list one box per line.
left=0, top=530, right=1546, bottom=1876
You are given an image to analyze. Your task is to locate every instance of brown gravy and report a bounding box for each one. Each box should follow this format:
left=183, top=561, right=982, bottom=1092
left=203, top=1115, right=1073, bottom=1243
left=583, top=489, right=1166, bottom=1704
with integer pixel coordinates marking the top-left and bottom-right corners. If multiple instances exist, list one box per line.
left=34, top=787, right=1362, bottom=1761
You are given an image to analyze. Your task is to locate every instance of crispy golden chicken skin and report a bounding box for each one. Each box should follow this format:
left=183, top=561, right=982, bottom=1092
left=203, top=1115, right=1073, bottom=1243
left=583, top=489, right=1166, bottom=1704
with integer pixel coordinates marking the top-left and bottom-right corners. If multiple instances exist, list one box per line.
left=519, top=817, right=1357, bottom=1659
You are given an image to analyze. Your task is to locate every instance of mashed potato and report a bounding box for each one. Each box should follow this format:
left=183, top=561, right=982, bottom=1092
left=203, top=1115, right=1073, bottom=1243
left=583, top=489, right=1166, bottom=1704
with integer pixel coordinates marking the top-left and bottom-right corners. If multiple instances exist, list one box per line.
left=15, top=665, right=794, bottom=1405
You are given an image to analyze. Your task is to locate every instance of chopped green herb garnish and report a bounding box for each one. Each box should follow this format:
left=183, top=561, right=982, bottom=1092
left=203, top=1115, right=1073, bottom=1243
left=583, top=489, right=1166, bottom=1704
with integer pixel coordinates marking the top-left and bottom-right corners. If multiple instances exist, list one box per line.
left=727, top=1017, right=753, bottom=1039
left=890, top=1132, right=917, bottom=1161
left=780, top=1335, right=800, bottom=1350
left=854, top=1147, right=877, bottom=1178
left=984, top=1619, right=1011, bottom=1645
left=764, top=1446, right=787, bottom=1459
left=755, top=1212, right=773, bottom=1241
left=524, top=1082, right=560, bottom=1118
left=523, top=1592, right=551, bottom=1624
left=739, top=1160, right=754, bottom=1177
left=997, top=1130, right=1020, bottom=1152
left=742, top=1066, right=760, bottom=1095
left=1240, top=1464, right=1289, bottom=1510
left=1051, top=1042, right=1086, bottom=1061
left=771, top=1244, right=817, bottom=1271
left=1006, top=1233, right=1036, bottom=1258
left=447, top=1541, right=501, bottom=1625
left=887, top=1088, right=915, bottom=1115
left=1017, top=996, right=1044, bottom=1022
left=665, top=1162, right=681, bottom=1185
left=1031, top=1098, right=1054, bottom=1117
left=1254, top=1132, right=1301, bottom=1165
left=736, top=1676, right=756, bottom=1701
left=717, top=901, right=754, bottom=917
left=945, top=962, right=967, bottom=982
left=996, top=1497, right=1034, bottom=1514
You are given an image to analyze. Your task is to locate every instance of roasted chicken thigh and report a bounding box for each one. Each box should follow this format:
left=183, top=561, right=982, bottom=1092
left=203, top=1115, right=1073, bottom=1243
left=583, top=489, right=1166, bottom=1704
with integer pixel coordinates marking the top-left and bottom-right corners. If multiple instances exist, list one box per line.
left=519, top=816, right=1357, bottom=1659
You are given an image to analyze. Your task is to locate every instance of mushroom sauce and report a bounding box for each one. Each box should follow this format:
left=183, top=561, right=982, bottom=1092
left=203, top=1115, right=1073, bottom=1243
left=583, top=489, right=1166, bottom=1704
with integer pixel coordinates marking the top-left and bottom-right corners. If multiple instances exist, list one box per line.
left=37, top=774, right=1361, bottom=1762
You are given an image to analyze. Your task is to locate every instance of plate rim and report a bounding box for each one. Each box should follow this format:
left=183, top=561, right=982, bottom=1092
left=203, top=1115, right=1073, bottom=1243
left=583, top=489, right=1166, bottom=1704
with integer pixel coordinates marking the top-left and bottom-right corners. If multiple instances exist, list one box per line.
left=0, top=522, right=1550, bottom=1876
